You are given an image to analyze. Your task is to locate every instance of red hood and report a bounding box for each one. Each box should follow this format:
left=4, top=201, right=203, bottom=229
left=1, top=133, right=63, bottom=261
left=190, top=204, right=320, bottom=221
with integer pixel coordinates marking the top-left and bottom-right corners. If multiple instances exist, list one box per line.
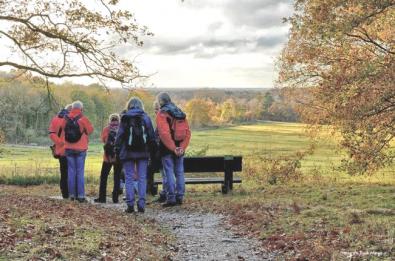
left=68, top=108, right=83, bottom=118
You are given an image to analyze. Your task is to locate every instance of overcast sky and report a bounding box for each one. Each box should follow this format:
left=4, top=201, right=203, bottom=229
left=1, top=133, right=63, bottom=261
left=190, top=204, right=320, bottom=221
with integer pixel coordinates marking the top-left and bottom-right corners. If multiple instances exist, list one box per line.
left=0, top=0, right=294, bottom=88
left=122, top=0, right=294, bottom=88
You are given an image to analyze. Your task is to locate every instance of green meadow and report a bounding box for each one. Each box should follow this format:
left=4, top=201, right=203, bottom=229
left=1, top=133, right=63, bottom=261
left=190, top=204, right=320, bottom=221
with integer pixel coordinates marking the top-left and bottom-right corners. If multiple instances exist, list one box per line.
left=0, top=121, right=393, bottom=186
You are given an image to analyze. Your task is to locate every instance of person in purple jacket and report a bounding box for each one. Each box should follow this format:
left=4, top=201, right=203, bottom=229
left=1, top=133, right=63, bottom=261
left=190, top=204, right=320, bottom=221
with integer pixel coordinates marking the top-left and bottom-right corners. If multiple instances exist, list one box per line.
left=114, top=97, right=156, bottom=213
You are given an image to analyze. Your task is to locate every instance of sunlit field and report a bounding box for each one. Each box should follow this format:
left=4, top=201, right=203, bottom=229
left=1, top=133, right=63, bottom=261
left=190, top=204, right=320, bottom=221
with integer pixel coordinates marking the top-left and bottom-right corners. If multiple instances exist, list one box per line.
left=0, top=121, right=393, bottom=186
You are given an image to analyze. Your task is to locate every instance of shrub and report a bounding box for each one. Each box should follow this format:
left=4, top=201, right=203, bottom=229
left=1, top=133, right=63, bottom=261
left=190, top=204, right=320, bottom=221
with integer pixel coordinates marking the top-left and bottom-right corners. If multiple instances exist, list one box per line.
left=185, top=145, right=209, bottom=157
left=243, top=149, right=313, bottom=186
left=0, top=129, right=4, bottom=155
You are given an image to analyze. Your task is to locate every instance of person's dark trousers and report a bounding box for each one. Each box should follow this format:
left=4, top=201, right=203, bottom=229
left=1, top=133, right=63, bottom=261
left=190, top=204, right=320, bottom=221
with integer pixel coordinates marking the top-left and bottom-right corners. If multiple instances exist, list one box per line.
left=98, top=161, right=122, bottom=203
left=58, top=156, right=69, bottom=198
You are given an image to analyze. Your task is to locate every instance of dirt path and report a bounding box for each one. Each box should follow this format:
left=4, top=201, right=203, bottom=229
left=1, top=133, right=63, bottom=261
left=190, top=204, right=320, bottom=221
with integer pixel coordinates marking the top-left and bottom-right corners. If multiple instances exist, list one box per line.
left=52, top=196, right=275, bottom=260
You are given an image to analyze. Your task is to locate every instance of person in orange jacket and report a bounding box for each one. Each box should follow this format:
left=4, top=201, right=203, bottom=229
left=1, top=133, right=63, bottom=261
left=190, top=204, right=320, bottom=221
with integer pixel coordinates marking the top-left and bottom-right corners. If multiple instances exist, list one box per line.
left=48, top=104, right=72, bottom=198
left=60, top=100, right=94, bottom=202
left=156, top=92, right=191, bottom=207
left=94, top=113, right=122, bottom=203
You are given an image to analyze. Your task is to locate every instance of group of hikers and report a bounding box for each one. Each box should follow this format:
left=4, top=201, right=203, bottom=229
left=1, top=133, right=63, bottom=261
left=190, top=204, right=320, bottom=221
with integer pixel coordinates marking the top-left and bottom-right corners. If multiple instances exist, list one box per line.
left=48, top=92, right=191, bottom=213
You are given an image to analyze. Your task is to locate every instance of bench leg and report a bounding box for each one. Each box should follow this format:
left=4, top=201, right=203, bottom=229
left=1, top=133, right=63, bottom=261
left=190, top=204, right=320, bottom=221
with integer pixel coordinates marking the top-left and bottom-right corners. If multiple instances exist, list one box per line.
left=229, top=171, right=234, bottom=190
left=222, top=184, right=228, bottom=194
left=223, top=170, right=232, bottom=194
left=223, top=157, right=233, bottom=194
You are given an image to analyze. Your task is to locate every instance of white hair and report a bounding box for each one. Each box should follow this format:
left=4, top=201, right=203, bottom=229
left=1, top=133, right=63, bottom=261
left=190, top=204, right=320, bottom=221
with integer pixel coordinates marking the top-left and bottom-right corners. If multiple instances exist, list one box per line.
left=72, top=100, right=83, bottom=109
left=108, top=113, right=120, bottom=123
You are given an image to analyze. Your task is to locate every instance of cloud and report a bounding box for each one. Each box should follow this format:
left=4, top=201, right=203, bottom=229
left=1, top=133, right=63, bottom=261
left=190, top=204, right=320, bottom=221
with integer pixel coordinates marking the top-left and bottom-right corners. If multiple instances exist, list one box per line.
left=121, top=0, right=294, bottom=87
left=183, top=0, right=293, bottom=28
left=137, top=0, right=292, bottom=58
left=224, top=0, right=293, bottom=28
left=143, top=30, right=288, bottom=58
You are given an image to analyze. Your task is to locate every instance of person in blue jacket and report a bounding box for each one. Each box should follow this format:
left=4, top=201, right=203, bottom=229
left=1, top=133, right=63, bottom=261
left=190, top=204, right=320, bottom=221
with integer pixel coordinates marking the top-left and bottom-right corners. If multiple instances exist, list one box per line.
left=115, top=97, right=156, bottom=213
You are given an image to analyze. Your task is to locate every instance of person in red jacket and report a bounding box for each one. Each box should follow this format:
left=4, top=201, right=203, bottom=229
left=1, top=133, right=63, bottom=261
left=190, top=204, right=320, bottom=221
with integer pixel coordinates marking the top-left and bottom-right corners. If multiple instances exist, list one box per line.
left=48, top=104, right=72, bottom=198
left=94, top=113, right=122, bottom=204
left=60, top=100, right=94, bottom=202
left=156, top=92, right=191, bottom=207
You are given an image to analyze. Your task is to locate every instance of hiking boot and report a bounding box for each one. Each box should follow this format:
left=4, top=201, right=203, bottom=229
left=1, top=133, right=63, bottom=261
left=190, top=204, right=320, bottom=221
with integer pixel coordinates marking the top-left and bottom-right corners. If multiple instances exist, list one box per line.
left=125, top=205, right=134, bottom=213
left=152, top=196, right=166, bottom=204
left=162, top=202, right=176, bottom=208
left=77, top=198, right=87, bottom=203
left=176, top=199, right=183, bottom=205
left=137, top=206, right=145, bottom=213
left=70, top=197, right=75, bottom=201
left=94, top=198, right=106, bottom=203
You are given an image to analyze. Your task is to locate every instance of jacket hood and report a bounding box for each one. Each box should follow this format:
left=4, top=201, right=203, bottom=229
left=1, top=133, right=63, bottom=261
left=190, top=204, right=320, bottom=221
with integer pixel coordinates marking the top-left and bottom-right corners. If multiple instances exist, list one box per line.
left=123, top=108, right=145, bottom=118
left=68, top=108, right=83, bottom=118
left=161, top=103, right=186, bottom=119
left=57, top=109, right=69, bottom=118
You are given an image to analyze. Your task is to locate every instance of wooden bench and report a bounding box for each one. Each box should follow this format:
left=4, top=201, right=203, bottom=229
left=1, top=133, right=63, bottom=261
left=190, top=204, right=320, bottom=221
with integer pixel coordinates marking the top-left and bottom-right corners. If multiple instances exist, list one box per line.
left=147, top=156, right=242, bottom=195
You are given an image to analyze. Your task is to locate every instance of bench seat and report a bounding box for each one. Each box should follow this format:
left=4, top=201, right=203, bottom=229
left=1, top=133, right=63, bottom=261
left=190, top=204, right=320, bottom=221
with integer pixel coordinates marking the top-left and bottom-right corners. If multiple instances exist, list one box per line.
left=147, top=156, right=243, bottom=195
left=154, top=177, right=242, bottom=185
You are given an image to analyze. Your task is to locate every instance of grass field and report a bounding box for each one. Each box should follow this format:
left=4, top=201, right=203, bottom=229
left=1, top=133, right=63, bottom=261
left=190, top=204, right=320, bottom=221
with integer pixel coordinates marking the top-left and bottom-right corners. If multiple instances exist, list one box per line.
left=1, top=121, right=394, bottom=260
left=0, top=121, right=393, bottom=186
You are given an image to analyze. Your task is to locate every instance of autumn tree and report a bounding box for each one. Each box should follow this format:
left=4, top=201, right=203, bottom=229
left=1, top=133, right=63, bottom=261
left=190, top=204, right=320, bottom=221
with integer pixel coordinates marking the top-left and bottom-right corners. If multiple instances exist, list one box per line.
left=243, top=98, right=260, bottom=121
left=262, top=92, right=274, bottom=119
left=220, top=99, right=237, bottom=123
left=184, top=98, right=216, bottom=128
left=279, top=0, right=394, bottom=174
left=0, top=0, right=150, bottom=87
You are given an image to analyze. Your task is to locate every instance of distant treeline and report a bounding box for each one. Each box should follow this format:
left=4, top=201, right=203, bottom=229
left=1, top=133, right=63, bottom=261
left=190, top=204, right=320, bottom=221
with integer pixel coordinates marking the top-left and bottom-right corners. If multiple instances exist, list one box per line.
left=0, top=70, right=298, bottom=145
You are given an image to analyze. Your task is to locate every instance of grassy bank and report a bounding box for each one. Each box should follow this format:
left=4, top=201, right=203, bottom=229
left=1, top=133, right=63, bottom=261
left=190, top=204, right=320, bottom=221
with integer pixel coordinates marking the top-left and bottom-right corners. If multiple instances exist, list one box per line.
left=0, top=185, right=173, bottom=260
left=184, top=183, right=395, bottom=260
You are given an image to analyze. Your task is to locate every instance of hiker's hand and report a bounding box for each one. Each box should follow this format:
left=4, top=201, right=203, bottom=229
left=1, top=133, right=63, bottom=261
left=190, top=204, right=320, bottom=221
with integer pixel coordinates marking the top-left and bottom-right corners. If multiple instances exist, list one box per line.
left=175, top=147, right=184, bottom=156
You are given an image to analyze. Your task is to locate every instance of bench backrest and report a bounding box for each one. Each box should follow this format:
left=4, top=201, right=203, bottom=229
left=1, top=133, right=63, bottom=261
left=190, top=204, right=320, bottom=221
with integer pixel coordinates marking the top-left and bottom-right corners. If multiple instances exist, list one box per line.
left=151, top=156, right=242, bottom=173
left=184, top=156, right=242, bottom=172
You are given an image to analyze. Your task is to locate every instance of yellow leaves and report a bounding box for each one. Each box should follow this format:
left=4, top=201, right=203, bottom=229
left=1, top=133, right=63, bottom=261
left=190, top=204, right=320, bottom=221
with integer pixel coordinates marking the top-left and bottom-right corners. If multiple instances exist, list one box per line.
left=0, top=0, right=150, bottom=87
left=279, top=0, right=395, bottom=174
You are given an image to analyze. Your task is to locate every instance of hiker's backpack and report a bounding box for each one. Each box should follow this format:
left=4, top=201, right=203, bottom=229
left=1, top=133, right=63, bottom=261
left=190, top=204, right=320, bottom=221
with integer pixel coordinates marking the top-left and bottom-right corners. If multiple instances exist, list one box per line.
left=168, top=116, right=189, bottom=142
left=64, top=115, right=83, bottom=143
left=125, top=116, right=147, bottom=152
left=104, top=128, right=117, bottom=157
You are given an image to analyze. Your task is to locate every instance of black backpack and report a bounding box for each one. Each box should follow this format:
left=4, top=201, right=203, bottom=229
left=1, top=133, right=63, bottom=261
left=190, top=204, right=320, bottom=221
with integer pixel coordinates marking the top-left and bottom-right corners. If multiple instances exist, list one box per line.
left=125, top=116, right=147, bottom=152
left=64, top=115, right=83, bottom=143
left=104, top=128, right=117, bottom=157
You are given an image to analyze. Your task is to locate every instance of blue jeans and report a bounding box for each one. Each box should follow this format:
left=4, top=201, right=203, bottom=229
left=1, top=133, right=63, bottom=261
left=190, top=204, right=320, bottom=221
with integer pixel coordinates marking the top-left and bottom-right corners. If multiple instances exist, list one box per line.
left=162, top=154, right=184, bottom=203
left=123, top=159, right=148, bottom=209
left=66, top=150, right=87, bottom=199
left=132, top=179, right=139, bottom=194
left=159, top=168, right=168, bottom=198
